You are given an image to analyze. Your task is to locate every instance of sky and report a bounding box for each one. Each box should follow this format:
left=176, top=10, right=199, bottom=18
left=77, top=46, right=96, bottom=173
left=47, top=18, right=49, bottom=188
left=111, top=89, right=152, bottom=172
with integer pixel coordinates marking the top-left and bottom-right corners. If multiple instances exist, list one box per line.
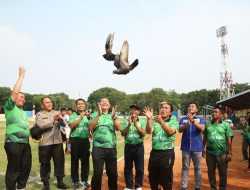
left=0, top=0, right=249, bottom=99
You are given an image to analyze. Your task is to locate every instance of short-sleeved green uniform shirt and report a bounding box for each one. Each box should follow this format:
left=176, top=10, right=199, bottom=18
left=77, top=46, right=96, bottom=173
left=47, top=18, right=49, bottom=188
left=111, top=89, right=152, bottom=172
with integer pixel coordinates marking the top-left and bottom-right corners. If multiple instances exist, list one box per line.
left=93, top=113, right=116, bottom=148
left=4, top=97, right=30, bottom=143
left=121, top=118, right=146, bottom=145
left=69, top=112, right=89, bottom=139
left=242, top=125, right=250, bottom=143
left=204, top=121, right=234, bottom=156
left=152, top=115, right=179, bottom=150
left=224, top=119, right=233, bottom=128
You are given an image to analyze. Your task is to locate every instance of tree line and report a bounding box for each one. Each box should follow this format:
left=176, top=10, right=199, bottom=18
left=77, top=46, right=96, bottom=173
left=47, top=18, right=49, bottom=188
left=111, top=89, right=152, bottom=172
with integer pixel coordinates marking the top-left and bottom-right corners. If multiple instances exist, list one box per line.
left=0, top=83, right=249, bottom=114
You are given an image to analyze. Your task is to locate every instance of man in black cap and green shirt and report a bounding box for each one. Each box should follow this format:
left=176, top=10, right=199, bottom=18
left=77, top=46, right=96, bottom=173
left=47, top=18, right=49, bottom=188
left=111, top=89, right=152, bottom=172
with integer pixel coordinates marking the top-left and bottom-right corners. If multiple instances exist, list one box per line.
left=4, top=66, right=32, bottom=190
left=89, top=97, right=120, bottom=190
left=68, top=98, right=90, bottom=189
left=121, top=104, right=146, bottom=190
left=203, top=106, right=233, bottom=190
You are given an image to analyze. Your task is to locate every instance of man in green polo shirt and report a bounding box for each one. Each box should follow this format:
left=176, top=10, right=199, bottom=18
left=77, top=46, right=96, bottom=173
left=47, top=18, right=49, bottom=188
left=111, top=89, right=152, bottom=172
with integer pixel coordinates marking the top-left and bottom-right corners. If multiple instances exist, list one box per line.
left=239, top=116, right=250, bottom=171
left=239, top=116, right=249, bottom=161
left=68, top=98, right=90, bottom=189
left=121, top=104, right=146, bottom=190
left=203, top=106, right=233, bottom=190
left=89, top=98, right=120, bottom=190
left=144, top=101, right=178, bottom=190
left=4, top=66, right=32, bottom=190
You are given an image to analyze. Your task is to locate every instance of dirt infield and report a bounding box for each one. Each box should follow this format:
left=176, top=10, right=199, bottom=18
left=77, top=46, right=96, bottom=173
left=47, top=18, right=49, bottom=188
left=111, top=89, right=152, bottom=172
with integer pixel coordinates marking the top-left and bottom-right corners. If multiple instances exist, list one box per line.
left=102, top=131, right=250, bottom=190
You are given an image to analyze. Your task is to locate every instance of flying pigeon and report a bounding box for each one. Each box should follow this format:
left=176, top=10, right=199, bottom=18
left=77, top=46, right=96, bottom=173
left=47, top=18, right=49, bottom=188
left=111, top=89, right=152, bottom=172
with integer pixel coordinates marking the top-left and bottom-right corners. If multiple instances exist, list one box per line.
left=103, top=33, right=139, bottom=75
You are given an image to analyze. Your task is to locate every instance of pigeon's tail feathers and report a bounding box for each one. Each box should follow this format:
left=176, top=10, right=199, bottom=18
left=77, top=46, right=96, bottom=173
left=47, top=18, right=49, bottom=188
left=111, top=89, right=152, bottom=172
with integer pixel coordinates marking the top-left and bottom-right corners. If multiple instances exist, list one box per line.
left=129, top=59, right=139, bottom=71
left=113, top=69, right=129, bottom=75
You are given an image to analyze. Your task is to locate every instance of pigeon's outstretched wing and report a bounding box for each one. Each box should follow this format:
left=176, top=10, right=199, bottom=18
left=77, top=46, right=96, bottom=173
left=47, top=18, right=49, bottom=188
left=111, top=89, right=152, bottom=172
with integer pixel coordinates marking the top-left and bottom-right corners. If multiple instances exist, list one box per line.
left=129, top=59, right=139, bottom=71
left=120, top=40, right=129, bottom=67
left=103, top=33, right=115, bottom=61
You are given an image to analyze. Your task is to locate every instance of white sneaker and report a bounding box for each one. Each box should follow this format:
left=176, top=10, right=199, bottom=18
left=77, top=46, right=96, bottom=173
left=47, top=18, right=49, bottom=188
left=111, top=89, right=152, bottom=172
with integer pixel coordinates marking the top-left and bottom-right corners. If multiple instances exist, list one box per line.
left=81, top=181, right=90, bottom=189
left=136, top=188, right=142, bottom=190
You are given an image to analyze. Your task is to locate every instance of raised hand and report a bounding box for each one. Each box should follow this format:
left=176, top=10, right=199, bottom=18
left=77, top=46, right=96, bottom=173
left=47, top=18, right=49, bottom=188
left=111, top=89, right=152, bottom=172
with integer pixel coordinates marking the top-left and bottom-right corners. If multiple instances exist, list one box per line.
left=111, top=105, right=117, bottom=119
left=97, top=103, right=102, bottom=116
left=18, top=66, right=26, bottom=78
left=143, top=106, right=153, bottom=120
left=12, top=66, right=26, bottom=100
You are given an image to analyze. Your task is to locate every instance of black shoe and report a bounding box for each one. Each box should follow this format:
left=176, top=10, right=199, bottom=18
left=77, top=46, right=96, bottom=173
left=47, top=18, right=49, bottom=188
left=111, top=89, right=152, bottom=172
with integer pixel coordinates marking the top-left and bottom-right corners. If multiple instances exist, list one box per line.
left=57, top=182, right=68, bottom=189
left=42, top=181, right=50, bottom=190
left=16, top=186, right=26, bottom=190
left=195, top=188, right=201, bottom=190
left=42, top=184, right=50, bottom=190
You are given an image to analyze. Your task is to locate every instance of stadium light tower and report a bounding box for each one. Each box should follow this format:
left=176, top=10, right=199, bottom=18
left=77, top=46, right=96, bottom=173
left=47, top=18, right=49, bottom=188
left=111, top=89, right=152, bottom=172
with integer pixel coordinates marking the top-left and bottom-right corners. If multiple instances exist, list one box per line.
left=216, top=26, right=235, bottom=100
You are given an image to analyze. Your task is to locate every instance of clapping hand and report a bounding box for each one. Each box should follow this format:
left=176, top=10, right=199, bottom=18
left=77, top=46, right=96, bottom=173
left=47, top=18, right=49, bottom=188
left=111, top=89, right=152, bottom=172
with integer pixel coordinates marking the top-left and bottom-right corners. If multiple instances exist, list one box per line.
left=80, top=111, right=86, bottom=119
left=143, top=106, right=153, bottom=120
left=54, top=112, right=61, bottom=121
left=155, top=115, right=164, bottom=125
left=187, top=113, right=194, bottom=123
left=128, top=115, right=133, bottom=125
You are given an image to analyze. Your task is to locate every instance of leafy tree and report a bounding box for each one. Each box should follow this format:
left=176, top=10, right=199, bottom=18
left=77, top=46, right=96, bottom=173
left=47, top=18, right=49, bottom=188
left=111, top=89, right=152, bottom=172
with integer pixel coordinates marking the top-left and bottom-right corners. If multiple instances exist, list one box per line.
left=87, top=87, right=127, bottom=112
left=233, top=83, right=250, bottom=94
left=1, top=82, right=248, bottom=114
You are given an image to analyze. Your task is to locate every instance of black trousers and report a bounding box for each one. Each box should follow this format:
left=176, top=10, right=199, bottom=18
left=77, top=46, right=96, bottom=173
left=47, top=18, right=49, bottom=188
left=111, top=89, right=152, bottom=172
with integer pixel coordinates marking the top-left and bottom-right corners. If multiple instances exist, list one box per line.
left=206, top=152, right=228, bottom=190
left=39, top=143, right=65, bottom=183
left=124, top=143, right=144, bottom=189
left=148, top=149, right=175, bottom=190
left=242, top=138, right=249, bottom=160
left=70, top=137, right=90, bottom=183
left=4, top=142, right=32, bottom=190
left=91, top=147, right=117, bottom=190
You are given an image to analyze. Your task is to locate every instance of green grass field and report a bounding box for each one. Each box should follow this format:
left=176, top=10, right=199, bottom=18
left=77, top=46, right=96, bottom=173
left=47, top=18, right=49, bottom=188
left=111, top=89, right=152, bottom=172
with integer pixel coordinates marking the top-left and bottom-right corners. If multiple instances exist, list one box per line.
left=0, top=118, right=131, bottom=190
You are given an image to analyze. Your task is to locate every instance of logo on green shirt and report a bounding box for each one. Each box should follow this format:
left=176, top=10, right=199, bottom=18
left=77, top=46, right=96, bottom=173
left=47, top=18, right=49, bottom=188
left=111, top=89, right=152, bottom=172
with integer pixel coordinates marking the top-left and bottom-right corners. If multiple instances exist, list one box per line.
left=4, top=97, right=30, bottom=143
left=69, top=112, right=89, bottom=139
left=152, top=115, right=178, bottom=150
left=122, top=118, right=146, bottom=145
left=93, top=114, right=116, bottom=148
left=205, top=121, right=234, bottom=155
